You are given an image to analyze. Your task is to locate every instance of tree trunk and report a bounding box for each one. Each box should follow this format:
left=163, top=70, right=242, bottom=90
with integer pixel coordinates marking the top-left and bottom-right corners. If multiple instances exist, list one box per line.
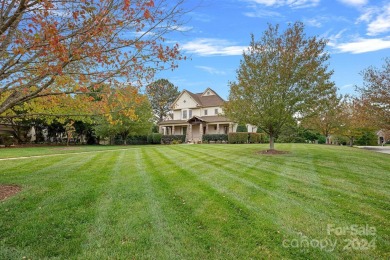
left=349, top=137, right=354, bottom=147
left=122, top=133, right=128, bottom=145
left=269, top=133, right=275, bottom=150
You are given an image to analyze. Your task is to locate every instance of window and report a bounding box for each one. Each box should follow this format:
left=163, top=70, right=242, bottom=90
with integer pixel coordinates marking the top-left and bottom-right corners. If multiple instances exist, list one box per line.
left=215, top=108, right=218, bottom=114
left=189, top=109, right=192, bottom=118
left=182, top=110, right=187, bottom=119
left=204, top=109, right=208, bottom=115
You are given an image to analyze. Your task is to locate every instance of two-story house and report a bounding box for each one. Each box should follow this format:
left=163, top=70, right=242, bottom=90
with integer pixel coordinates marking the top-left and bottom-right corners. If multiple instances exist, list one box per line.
left=159, top=88, right=256, bottom=143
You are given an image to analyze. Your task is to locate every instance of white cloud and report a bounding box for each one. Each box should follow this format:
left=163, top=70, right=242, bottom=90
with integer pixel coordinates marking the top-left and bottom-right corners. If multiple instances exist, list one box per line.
left=246, top=0, right=320, bottom=8
left=337, top=0, right=368, bottom=7
left=326, top=29, right=348, bottom=47
left=244, top=9, right=282, bottom=18
left=248, top=0, right=279, bottom=6
left=304, top=18, right=323, bottom=28
left=172, top=25, right=193, bottom=32
left=366, top=4, right=390, bottom=36
left=196, top=66, right=227, bottom=75
left=356, top=7, right=376, bottom=23
left=333, top=38, right=390, bottom=54
left=341, top=84, right=353, bottom=89
left=181, top=38, right=247, bottom=56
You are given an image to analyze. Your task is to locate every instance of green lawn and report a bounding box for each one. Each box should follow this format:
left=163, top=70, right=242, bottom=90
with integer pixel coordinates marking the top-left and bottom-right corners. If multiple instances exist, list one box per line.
left=0, top=144, right=389, bottom=259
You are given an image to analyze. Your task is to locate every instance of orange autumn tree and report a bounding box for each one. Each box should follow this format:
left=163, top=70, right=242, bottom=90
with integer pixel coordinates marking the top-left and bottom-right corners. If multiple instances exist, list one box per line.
left=0, top=0, right=186, bottom=117
left=338, top=97, right=375, bottom=146
left=93, top=85, right=153, bottom=144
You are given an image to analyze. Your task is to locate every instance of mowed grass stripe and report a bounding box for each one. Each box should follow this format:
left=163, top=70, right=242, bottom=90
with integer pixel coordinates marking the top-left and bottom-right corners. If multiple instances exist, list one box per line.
left=1, top=151, right=119, bottom=259
left=184, top=144, right=389, bottom=216
left=147, top=146, right=301, bottom=259
left=140, top=148, right=228, bottom=259
left=164, top=145, right=388, bottom=258
left=80, top=150, right=141, bottom=258
left=169, top=145, right=332, bottom=216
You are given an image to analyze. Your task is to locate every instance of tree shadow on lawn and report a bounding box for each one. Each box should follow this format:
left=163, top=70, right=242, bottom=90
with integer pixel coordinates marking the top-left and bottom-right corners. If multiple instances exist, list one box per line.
left=256, top=149, right=290, bottom=155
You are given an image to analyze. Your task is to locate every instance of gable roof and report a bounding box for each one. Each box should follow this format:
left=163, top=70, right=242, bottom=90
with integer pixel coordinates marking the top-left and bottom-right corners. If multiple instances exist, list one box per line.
left=171, top=88, right=225, bottom=108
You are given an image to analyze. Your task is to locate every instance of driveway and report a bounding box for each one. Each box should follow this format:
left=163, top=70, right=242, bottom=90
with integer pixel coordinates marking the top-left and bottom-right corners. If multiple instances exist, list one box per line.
left=357, top=146, right=390, bottom=155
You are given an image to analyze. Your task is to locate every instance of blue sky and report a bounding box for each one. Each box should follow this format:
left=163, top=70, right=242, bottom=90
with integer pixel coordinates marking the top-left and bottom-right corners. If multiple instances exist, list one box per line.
left=157, top=0, right=390, bottom=99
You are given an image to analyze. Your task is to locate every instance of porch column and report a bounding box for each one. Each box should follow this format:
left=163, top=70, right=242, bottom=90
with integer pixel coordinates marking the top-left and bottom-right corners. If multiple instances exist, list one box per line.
left=217, top=123, right=220, bottom=134
left=205, top=124, right=209, bottom=134
left=159, top=126, right=163, bottom=134
left=188, top=124, right=192, bottom=142
left=200, top=123, right=204, bottom=137
left=172, top=125, right=175, bottom=135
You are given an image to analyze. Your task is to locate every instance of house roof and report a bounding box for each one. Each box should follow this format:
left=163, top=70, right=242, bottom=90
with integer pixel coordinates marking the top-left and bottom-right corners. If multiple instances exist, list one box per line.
left=171, top=88, right=225, bottom=109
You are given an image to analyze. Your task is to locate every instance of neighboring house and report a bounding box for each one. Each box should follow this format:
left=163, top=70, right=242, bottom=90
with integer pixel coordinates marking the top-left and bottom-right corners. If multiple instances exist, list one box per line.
left=158, top=88, right=256, bottom=143
left=377, top=129, right=389, bottom=145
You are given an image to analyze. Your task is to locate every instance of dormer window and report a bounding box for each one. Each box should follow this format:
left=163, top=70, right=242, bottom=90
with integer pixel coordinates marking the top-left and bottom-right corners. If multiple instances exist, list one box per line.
left=207, top=91, right=210, bottom=95
left=204, top=109, right=208, bottom=115
left=215, top=108, right=218, bottom=114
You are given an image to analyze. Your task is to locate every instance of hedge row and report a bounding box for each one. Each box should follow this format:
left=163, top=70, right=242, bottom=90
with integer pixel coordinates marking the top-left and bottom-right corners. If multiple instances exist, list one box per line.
left=161, top=135, right=186, bottom=144
left=228, top=132, right=266, bottom=144
left=113, top=135, right=146, bottom=145
left=202, top=134, right=228, bottom=143
left=147, top=133, right=162, bottom=144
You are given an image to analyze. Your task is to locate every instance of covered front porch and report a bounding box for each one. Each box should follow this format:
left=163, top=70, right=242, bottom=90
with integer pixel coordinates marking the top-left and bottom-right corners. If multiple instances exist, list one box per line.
left=159, top=116, right=233, bottom=143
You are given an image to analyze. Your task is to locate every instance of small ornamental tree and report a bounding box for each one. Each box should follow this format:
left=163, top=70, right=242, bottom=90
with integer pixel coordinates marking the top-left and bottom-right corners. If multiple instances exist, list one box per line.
left=225, top=22, right=335, bottom=150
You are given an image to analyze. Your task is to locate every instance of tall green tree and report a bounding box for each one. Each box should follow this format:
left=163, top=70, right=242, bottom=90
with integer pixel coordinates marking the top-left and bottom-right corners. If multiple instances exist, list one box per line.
left=302, top=91, right=342, bottom=144
left=358, top=57, right=390, bottom=131
left=225, top=22, right=335, bottom=150
left=146, top=79, right=180, bottom=122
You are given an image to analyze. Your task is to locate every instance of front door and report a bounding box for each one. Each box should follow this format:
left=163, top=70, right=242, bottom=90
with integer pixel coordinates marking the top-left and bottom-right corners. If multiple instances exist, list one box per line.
left=183, top=127, right=187, bottom=135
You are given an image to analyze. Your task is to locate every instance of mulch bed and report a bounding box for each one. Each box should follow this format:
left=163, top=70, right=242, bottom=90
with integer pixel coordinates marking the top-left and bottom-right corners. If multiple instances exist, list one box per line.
left=0, top=185, right=22, bottom=201
left=256, top=149, right=290, bottom=155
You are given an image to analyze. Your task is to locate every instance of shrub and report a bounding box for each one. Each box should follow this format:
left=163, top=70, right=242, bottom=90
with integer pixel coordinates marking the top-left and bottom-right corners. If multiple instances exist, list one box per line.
left=0, top=134, right=14, bottom=146
left=152, top=133, right=162, bottom=144
left=126, top=135, right=148, bottom=145
left=161, top=135, right=185, bottom=144
left=147, top=134, right=153, bottom=144
left=236, top=124, right=248, bottom=132
left=356, top=131, right=377, bottom=146
left=228, top=132, right=249, bottom=144
left=202, top=134, right=228, bottom=143
left=317, top=135, right=326, bottom=144
left=248, top=133, right=261, bottom=144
